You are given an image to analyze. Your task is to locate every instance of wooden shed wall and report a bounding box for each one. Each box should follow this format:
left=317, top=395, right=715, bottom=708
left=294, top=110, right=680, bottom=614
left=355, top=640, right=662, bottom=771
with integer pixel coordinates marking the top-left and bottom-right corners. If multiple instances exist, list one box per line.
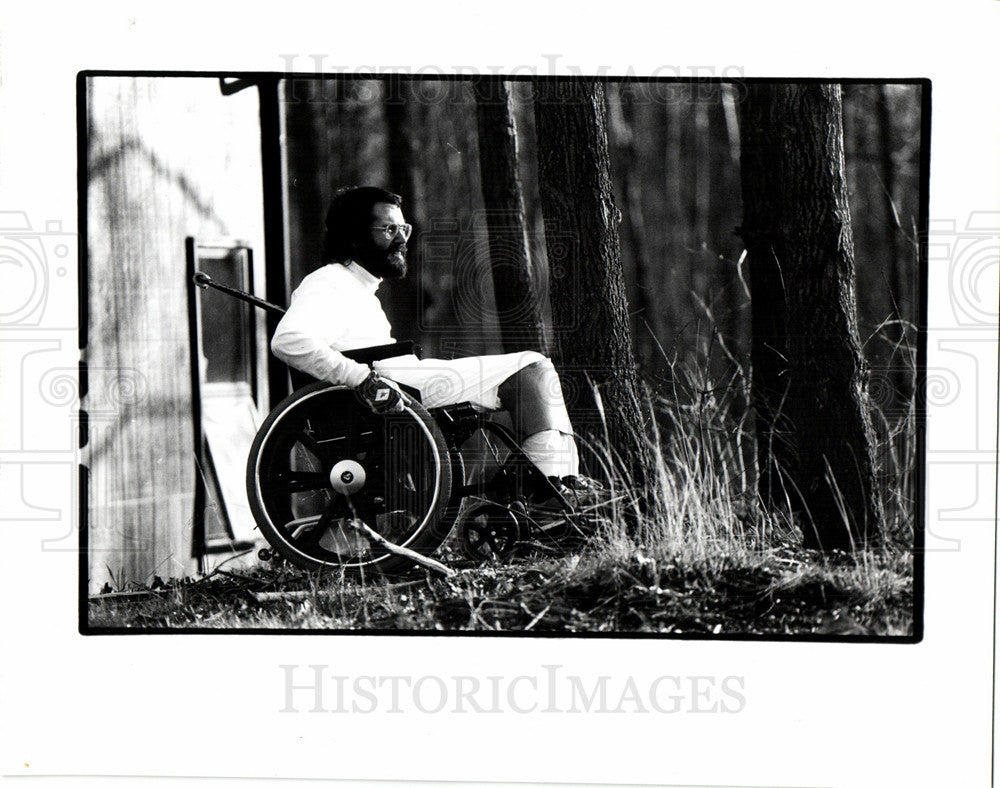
left=85, top=76, right=267, bottom=593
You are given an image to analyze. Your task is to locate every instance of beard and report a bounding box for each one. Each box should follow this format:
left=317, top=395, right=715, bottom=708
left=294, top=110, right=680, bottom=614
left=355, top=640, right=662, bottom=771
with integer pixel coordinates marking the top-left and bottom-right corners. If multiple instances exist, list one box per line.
left=353, top=241, right=408, bottom=280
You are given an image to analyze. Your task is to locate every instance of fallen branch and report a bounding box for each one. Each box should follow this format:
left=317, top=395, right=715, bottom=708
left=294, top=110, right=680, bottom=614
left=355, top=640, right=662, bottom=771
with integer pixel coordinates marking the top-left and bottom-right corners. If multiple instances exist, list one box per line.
left=88, top=588, right=170, bottom=601
left=345, top=517, right=456, bottom=578
left=253, top=590, right=317, bottom=602
left=252, top=578, right=429, bottom=603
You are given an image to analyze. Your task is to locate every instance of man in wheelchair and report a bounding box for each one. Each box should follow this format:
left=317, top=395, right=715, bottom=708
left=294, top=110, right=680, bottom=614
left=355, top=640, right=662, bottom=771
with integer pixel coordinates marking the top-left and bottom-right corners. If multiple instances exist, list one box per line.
left=270, top=186, right=605, bottom=513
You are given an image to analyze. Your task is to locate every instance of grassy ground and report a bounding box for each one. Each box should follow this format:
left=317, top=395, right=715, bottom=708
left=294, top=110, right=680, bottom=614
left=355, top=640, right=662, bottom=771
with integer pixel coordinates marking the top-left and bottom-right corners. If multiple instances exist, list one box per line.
left=88, top=536, right=912, bottom=636
left=89, top=330, right=916, bottom=639
left=89, top=341, right=916, bottom=638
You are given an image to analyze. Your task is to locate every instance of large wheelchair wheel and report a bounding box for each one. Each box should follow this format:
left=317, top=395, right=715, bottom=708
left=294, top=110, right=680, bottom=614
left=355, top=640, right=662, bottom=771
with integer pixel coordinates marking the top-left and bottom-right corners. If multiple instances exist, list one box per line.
left=247, top=381, right=455, bottom=576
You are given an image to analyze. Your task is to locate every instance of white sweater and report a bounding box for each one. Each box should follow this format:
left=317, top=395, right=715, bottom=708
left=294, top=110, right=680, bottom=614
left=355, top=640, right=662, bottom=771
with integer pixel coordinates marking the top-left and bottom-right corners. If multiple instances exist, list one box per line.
left=271, top=261, right=396, bottom=388
left=271, top=260, right=545, bottom=409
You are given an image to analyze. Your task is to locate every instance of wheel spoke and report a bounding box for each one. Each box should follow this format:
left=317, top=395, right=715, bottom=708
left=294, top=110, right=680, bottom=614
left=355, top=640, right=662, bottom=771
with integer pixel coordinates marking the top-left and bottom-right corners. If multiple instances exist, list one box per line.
left=286, top=496, right=351, bottom=548
left=271, top=470, right=328, bottom=494
left=315, top=499, right=341, bottom=532
left=348, top=494, right=377, bottom=531
left=289, top=429, right=328, bottom=463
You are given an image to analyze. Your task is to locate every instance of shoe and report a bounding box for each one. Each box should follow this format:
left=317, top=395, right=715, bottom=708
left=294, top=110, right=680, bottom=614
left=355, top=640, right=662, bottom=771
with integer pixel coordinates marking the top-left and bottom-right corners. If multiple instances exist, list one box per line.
left=560, top=474, right=606, bottom=493
left=547, top=475, right=611, bottom=512
left=515, top=475, right=611, bottom=538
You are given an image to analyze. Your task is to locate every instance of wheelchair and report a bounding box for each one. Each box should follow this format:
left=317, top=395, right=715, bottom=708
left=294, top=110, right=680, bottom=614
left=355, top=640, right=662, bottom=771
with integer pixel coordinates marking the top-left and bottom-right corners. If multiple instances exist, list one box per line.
left=195, top=272, right=596, bottom=577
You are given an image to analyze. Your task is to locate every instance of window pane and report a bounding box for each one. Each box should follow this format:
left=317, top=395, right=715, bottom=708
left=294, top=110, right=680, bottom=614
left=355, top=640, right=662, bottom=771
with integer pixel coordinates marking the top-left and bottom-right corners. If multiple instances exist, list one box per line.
left=198, top=248, right=253, bottom=387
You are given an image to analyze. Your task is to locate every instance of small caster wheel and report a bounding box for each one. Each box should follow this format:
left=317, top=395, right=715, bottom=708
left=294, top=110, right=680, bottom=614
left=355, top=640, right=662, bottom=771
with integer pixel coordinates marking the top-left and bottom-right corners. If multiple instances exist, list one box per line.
left=459, top=503, right=527, bottom=562
left=257, top=548, right=272, bottom=562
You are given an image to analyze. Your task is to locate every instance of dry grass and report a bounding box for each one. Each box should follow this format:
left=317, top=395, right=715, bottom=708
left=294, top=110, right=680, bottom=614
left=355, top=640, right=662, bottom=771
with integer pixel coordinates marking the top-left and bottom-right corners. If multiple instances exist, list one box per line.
left=89, top=330, right=916, bottom=638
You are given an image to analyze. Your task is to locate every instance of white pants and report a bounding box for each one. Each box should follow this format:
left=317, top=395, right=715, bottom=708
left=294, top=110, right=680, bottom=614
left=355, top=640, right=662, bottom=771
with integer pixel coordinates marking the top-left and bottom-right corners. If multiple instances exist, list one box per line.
left=374, top=350, right=579, bottom=478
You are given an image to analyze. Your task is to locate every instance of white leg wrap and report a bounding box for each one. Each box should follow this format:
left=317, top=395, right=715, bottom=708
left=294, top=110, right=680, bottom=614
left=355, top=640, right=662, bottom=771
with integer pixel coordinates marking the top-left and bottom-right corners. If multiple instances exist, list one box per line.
left=497, top=359, right=575, bottom=438
left=521, top=429, right=579, bottom=479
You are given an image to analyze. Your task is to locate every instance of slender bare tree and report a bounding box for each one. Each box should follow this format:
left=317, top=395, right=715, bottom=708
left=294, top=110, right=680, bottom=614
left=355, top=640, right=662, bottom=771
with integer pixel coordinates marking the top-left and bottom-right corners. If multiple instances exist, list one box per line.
left=471, top=77, right=547, bottom=354
left=383, top=76, right=424, bottom=335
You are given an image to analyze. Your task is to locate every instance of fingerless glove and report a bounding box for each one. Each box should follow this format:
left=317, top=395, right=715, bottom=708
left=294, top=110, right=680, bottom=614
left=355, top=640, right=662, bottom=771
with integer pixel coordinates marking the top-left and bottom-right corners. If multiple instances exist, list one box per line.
left=355, top=371, right=405, bottom=414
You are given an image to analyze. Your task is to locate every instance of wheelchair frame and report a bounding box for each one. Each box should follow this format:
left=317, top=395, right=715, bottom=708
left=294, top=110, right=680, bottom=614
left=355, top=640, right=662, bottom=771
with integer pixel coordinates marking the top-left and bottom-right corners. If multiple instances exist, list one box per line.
left=194, top=271, right=580, bottom=576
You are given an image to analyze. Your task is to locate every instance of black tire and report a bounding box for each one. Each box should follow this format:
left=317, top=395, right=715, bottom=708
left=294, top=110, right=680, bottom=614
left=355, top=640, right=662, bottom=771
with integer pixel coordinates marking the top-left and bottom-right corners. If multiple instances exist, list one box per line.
left=247, top=381, right=455, bottom=576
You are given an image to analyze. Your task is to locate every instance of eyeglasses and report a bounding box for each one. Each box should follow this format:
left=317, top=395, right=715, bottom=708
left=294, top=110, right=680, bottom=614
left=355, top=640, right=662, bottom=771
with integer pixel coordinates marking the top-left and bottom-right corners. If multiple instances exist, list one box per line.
left=370, top=223, right=412, bottom=241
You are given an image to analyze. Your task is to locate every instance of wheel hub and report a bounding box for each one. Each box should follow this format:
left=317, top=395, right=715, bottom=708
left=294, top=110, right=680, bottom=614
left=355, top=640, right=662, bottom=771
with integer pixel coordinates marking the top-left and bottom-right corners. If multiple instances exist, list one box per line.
left=329, top=459, right=366, bottom=494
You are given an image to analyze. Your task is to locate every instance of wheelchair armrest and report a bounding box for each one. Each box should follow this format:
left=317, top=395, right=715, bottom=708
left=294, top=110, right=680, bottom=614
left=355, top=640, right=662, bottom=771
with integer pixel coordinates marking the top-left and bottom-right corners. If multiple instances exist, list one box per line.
left=284, top=342, right=422, bottom=392
left=341, top=341, right=421, bottom=364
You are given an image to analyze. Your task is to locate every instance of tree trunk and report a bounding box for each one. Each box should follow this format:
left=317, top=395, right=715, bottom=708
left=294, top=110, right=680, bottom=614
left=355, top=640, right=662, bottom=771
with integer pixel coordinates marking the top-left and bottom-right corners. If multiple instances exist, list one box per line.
left=283, top=79, right=326, bottom=285
left=876, top=85, right=912, bottom=407
left=607, top=84, right=656, bottom=368
left=720, top=84, right=747, bottom=355
left=662, top=88, right=685, bottom=349
left=471, top=77, right=547, bottom=354
left=738, top=82, right=883, bottom=550
left=691, top=95, right=711, bottom=306
left=382, top=76, right=423, bottom=337
left=533, top=79, right=652, bottom=491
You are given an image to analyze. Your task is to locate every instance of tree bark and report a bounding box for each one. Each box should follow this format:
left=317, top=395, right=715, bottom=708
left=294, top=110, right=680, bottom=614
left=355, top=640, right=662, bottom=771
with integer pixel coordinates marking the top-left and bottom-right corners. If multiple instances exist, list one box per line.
left=283, top=79, right=326, bottom=285
left=691, top=94, right=711, bottom=303
left=533, top=79, right=653, bottom=490
left=663, top=88, right=685, bottom=348
left=738, top=82, right=883, bottom=550
left=876, top=85, right=912, bottom=407
left=607, top=84, right=656, bottom=367
left=382, top=76, right=423, bottom=336
left=471, top=77, right=547, bottom=354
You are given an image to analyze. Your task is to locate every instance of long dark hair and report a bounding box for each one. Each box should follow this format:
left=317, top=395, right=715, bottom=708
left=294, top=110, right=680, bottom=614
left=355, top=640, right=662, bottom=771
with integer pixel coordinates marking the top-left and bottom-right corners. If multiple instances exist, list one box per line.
left=322, top=186, right=403, bottom=263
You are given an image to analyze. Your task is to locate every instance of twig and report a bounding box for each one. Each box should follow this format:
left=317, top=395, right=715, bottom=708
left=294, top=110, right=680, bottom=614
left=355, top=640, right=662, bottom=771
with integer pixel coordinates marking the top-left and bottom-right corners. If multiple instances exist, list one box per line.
left=345, top=517, right=456, bottom=578
left=251, top=577, right=431, bottom=603
left=253, top=590, right=315, bottom=602
left=202, top=549, right=256, bottom=581
left=89, top=588, right=170, bottom=601
left=523, top=603, right=552, bottom=631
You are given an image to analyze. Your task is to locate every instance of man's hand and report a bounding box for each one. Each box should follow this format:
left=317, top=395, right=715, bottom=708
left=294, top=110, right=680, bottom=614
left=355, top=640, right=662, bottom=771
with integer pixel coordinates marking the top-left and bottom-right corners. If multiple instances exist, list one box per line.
left=355, top=371, right=406, bottom=414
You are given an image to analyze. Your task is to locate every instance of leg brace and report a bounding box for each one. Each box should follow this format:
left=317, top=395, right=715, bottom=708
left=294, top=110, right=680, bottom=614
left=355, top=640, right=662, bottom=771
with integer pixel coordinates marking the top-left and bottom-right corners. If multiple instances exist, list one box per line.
left=497, top=359, right=574, bottom=440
